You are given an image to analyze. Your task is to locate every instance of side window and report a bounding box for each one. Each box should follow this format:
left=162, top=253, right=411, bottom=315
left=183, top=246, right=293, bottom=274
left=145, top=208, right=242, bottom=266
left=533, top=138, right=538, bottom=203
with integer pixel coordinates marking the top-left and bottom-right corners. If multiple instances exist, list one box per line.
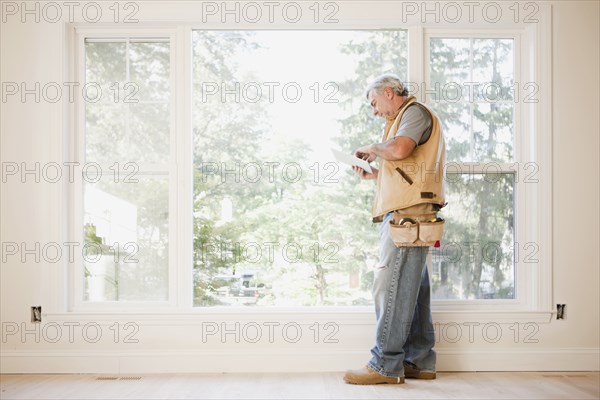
left=81, top=38, right=172, bottom=302
left=428, top=37, right=516, bottom=300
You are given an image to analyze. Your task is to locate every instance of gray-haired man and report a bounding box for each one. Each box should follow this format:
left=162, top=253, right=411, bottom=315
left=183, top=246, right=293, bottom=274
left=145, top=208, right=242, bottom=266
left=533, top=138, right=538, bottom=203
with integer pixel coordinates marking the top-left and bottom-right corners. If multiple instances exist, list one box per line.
left=344, top=74, right=446, bottom=385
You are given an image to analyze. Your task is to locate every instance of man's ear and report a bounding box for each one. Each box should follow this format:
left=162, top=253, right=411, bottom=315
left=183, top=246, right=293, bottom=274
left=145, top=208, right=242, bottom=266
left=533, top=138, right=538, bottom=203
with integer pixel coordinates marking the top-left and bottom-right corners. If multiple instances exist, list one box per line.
left=385, top=87, right=394, bottom=99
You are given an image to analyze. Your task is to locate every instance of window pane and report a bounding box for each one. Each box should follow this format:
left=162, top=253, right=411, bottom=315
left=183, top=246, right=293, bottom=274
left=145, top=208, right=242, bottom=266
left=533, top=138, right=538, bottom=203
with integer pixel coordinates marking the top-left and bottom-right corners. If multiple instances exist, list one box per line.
left=434, top=102, right=471, bottom=162
left=85, top=40, right=170, bottom=164
left=82, top=37, right=172, bottom=305
left=430, top=38, right=470, bottom=98
left=129, top=41, right=170, bottom=102
left=83, top=177, right=169, bottom=302
left=428, top=36, right=516, bottom=301
left=192, top=30, right=407, bottom=307
left=129, top=102, right=170, bottom=156
left=85, top=104, right=126, bottom=159
left=85, top=42, right=126, bottom=94
left=473, top=103, right=513, bottom=161
left=429, top=37, right=515, bottom=162
left=472, top=39, right=514, bottom=102
left=432, top=174, right=515, bottom=300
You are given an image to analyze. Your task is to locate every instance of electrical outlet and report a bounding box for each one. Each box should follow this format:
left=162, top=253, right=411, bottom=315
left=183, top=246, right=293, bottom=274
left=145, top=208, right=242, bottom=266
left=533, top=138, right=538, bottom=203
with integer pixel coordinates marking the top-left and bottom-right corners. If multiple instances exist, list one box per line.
left=556, top=304, right=566, bottom=320
left=31, top=306, right=42, bottom=323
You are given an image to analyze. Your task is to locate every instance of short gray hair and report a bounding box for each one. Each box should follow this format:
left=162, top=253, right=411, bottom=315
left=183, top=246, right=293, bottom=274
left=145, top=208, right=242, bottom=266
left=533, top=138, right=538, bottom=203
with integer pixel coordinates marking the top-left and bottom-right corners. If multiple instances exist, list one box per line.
left=365, top=74, right=409, bottom=99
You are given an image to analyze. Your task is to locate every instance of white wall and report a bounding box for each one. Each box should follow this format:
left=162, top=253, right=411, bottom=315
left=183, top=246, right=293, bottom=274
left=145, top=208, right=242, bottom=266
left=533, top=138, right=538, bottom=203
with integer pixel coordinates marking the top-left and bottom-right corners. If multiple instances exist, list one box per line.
left=549, top=0, right=600, bottom=356
left=1, top=1, right=598, bottom=373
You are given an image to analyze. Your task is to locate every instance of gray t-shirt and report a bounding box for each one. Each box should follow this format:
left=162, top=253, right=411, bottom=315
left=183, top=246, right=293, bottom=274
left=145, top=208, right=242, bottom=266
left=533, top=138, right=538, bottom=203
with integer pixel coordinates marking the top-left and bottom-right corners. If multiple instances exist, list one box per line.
left=394, top=103, right=433, bottom=145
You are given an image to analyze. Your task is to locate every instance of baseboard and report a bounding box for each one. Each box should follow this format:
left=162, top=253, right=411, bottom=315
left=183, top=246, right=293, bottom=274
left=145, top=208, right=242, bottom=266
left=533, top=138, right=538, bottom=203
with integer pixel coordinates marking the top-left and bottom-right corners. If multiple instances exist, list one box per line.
left=435, top=348, right=600, bottom=372
left=1, top=348, right=598, bottom=373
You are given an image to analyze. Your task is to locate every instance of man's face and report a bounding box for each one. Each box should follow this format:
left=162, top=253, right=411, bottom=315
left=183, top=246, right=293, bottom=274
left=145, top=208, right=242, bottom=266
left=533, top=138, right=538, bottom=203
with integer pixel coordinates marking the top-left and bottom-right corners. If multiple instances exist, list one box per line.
left=368, top=87, right=395, bottom=118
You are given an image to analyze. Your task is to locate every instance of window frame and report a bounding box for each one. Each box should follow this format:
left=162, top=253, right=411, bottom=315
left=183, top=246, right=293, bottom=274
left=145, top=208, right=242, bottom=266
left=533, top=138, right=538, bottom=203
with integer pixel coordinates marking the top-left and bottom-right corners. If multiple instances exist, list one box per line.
left=422, top=29, right=527, bottom=308
left=69, top=27, right=182, bottom=311
left=52, top=12, right=553, bottom=324
left=409, top=24, right=552, bottom=318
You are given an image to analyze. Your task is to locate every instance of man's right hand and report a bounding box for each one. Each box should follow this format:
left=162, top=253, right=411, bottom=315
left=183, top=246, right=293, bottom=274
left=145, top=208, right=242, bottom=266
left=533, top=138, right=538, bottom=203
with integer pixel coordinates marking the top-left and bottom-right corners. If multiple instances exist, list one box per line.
left=353, top=165, right=378, bottom=180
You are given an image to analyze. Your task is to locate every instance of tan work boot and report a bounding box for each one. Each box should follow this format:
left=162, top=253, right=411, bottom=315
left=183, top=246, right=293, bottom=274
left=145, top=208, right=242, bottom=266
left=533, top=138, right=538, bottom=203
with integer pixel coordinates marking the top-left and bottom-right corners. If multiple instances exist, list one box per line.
left=343, top=366, right=404, bottom=385
left=403, top=362, right=436, bottom=380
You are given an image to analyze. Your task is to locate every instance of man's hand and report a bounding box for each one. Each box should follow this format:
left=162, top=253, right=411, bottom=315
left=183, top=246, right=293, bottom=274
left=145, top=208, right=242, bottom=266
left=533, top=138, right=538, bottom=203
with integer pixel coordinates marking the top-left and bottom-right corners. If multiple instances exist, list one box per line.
left=354, top=145, right=377, bottom=163
left=353, top=165, right=378, bottom=180
left=353, top=144, right=377, bottom=180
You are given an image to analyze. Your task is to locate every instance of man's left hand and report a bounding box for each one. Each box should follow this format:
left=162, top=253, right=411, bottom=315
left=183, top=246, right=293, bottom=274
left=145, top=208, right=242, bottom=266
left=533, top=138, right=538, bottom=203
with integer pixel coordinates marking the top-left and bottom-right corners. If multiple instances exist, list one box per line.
left=355, top=145, right=377, bottom=163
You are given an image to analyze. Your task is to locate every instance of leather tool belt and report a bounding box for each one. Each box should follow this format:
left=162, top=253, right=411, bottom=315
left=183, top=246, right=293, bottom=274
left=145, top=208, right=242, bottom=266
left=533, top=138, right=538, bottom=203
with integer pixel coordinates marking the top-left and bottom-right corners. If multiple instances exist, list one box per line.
left=388, top=210, right=444, bottom=247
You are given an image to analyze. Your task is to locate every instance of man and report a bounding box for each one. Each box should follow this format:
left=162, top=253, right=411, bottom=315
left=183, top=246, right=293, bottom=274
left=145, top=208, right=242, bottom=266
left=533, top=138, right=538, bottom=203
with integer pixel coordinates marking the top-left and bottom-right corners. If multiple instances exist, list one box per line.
left=343, top=74, right=446, bottom=385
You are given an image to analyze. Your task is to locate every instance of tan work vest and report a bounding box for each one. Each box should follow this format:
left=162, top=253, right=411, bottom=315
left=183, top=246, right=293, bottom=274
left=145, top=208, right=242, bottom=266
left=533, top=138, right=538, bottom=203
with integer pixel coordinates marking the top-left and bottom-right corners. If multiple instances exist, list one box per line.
left=372, top=96, right=446, bottom=222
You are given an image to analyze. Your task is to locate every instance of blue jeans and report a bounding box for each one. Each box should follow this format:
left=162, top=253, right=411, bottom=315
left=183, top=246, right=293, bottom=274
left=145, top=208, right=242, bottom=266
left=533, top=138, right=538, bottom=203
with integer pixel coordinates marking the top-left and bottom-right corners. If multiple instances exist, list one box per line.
left=367, top=212, right=436, bottom=378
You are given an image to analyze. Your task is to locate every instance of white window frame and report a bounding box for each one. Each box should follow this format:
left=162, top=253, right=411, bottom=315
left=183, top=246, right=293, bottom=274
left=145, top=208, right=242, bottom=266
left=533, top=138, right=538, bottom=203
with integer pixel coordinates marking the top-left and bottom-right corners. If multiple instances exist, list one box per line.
left=47, top=3, right=553, bottom=325
left=407, top=23, right=553, bottom=321
left=68, top=27, right=183, bottom=311
left=422, top=29, right=528, bottom=310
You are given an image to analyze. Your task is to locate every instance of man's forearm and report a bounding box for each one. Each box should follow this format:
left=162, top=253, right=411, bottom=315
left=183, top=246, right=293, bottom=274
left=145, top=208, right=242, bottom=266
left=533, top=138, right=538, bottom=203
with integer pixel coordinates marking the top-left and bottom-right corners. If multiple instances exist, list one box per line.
left=370, top=136, right=415, bottom=161
left=371, top=139, right=401, bottom=160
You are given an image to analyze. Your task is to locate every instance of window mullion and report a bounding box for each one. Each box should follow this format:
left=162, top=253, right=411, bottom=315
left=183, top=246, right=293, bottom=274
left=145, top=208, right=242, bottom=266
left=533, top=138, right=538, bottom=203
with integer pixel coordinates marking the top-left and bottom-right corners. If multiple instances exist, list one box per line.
left=469, top=38, right=474, bottom=161
left=408, top=25, right=424, bottom=92
left=176, top=26, right=194, bottom=309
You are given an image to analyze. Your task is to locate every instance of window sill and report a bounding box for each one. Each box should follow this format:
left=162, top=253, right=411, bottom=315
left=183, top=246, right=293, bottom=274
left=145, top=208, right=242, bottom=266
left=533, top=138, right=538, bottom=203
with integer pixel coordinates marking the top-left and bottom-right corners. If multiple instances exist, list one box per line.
left=44, top=308, right=554, bottom=325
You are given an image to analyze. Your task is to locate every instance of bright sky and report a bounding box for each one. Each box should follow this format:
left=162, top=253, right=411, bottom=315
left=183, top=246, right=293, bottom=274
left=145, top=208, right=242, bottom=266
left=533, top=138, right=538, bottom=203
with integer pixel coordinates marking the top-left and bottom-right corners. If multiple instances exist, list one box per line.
left=231, top=31, right=371, bottom=164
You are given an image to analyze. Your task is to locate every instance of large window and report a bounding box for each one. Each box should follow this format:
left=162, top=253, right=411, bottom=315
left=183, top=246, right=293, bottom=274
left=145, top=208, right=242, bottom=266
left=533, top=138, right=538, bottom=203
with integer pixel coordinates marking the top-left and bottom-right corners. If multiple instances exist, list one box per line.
left=73, top=27, right=543, bottom=311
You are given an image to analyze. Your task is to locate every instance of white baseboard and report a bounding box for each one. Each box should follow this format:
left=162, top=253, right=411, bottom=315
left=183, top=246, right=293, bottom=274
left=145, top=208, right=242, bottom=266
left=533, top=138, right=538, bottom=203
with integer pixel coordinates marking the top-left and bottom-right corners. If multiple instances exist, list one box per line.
left=1, top=348, right=598, bottom=374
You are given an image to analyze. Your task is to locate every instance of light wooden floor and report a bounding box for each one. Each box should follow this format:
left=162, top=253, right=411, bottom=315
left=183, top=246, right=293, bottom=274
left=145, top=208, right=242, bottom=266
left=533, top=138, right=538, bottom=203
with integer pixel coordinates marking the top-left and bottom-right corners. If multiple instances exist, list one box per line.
left=1, top=372, right=599, bottom=399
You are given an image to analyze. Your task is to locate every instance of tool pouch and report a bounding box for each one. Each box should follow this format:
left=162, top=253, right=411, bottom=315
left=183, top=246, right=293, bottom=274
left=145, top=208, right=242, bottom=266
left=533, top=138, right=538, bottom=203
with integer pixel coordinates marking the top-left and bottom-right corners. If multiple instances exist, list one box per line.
left=388, top=218, right=444, bottom=247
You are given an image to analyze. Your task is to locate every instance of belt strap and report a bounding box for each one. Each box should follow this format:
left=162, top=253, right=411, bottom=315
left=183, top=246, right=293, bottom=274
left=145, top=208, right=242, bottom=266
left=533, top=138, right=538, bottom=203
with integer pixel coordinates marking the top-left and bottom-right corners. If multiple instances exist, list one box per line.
left=392, top=211, right=437, bottom=224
